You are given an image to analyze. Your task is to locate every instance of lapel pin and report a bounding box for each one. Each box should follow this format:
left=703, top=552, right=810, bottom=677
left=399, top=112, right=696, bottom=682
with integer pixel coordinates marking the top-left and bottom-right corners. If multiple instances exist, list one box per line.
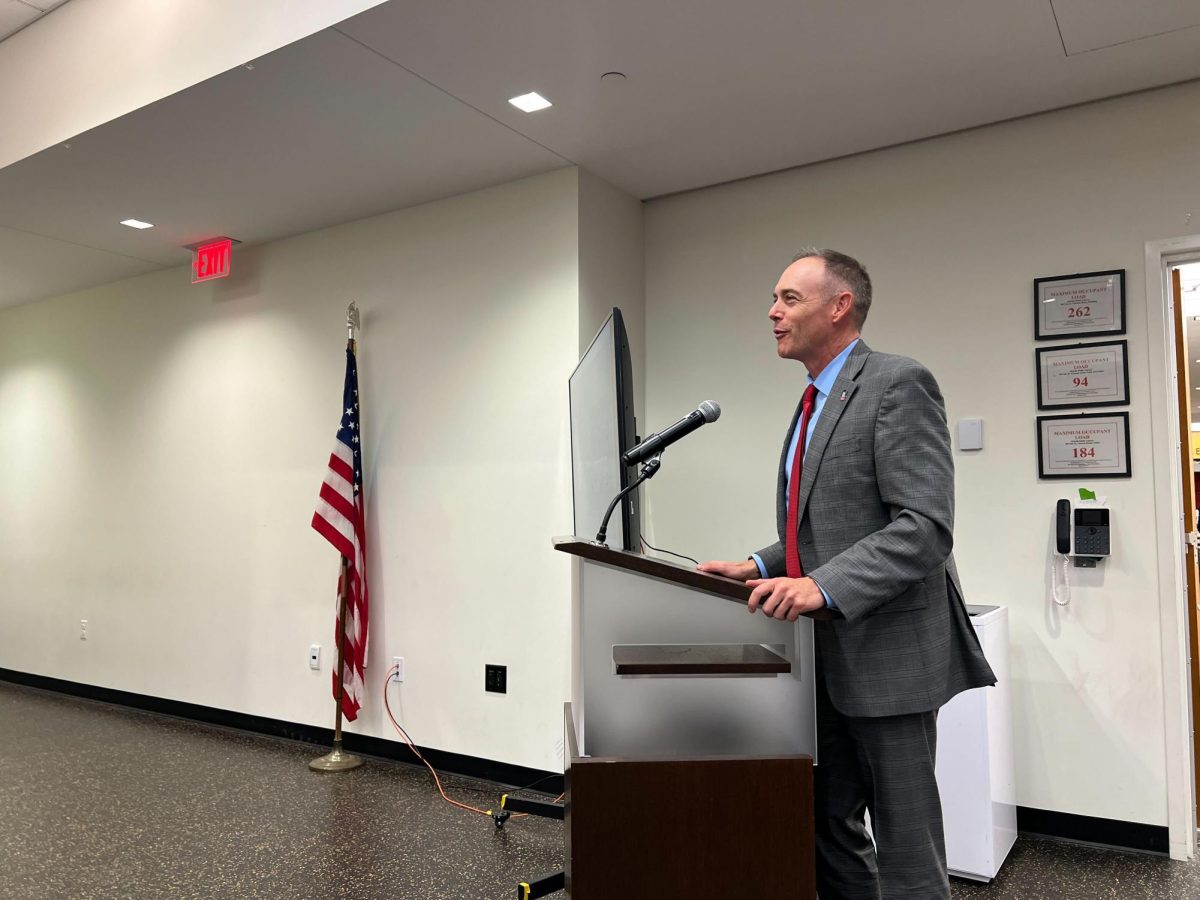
left=838, top=390, right=848, bottom=402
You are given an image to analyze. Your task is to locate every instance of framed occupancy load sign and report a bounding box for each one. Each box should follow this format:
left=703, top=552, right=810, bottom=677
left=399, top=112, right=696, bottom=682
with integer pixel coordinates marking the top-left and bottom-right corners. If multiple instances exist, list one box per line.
left=1035, top=340, right=1129, bottom=409
left=1036, top=412, right=1131, bottom=479
left=1034, top=269, right=1125, bottom=340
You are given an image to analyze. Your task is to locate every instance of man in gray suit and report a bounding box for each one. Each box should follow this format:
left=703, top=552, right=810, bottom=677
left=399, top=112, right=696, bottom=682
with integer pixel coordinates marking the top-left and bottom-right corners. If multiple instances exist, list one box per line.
left=699, top=249, right=995, bottom=900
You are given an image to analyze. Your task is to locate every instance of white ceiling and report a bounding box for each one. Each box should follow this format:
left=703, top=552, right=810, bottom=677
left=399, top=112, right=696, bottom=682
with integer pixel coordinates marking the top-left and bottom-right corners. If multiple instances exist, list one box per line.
left=4, top=0, right=1200, bottom=309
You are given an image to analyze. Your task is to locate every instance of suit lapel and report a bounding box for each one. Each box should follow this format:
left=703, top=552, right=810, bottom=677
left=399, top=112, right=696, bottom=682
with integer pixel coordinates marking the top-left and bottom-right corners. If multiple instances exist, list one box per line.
left=795, top=341, right=870, bottom=525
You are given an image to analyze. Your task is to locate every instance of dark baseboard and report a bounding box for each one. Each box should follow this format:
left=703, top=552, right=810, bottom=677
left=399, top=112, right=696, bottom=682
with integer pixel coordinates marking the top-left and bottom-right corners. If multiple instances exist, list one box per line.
left=1017, top=805, right=1169, bottom=854
left=0, top=667, right=563, bottom=797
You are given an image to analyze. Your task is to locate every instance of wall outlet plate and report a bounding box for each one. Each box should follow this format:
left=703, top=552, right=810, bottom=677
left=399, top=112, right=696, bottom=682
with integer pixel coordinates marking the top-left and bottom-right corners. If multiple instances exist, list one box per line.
left=309, top=645, right=321, bottom=670
left=392, top=656, right=404, bottom=682
left=485, top=664, right=507, bottom=694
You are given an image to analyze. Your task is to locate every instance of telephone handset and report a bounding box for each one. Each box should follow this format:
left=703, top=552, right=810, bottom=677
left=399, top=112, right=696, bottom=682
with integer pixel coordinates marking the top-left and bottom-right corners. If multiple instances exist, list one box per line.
left=1055, top=499, right=1071, bottom=555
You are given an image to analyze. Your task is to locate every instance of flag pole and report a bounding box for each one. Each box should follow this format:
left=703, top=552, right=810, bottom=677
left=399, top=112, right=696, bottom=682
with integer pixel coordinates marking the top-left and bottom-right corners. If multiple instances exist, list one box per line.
left=310, top=556, right=362, bottom=771
left=310, top=303, right=365, bottom=773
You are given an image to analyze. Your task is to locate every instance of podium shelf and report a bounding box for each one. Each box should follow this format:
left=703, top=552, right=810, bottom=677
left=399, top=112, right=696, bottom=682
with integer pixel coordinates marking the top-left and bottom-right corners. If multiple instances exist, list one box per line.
left=613, top=643, right=791, bottom=675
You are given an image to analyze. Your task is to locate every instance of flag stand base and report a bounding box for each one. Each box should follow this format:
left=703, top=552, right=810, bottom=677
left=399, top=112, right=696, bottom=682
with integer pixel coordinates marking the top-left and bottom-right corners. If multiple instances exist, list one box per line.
left=309, top=739, right=363, bottom=772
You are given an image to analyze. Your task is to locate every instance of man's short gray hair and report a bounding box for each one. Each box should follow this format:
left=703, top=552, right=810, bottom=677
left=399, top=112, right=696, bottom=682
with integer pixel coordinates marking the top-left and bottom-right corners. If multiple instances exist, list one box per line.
left=792, top=248, right=872, bottom=328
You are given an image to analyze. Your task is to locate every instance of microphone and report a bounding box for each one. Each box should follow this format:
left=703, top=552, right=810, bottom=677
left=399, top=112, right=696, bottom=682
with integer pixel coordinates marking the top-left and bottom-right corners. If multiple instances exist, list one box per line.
left=622, top=401, right=720, bottom=467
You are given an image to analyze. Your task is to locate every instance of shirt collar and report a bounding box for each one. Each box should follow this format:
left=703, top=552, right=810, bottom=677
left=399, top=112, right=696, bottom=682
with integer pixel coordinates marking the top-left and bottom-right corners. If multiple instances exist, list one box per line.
left=808, top=338, right=860, bottom=397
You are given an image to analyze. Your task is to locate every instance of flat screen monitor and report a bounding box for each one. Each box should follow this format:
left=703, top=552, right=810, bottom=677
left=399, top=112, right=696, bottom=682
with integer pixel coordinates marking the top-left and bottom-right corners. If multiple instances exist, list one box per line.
left=569, top=308, right=640, bottom=551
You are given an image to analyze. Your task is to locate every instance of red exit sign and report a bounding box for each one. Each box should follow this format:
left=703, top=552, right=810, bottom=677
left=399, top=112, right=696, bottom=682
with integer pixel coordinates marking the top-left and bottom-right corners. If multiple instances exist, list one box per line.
left=192, top=238, right=232, bottom=283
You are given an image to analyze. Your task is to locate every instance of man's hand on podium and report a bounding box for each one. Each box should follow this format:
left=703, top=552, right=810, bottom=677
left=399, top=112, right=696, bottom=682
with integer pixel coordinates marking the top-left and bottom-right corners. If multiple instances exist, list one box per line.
left=745, top=576, right=826, bottom=621
left=696, top=559, right=759, bottom=582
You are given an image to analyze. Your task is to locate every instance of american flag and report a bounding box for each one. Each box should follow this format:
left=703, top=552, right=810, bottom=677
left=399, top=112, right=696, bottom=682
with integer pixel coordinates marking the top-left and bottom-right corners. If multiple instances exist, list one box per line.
left=311, top=344, right=369, bottom=722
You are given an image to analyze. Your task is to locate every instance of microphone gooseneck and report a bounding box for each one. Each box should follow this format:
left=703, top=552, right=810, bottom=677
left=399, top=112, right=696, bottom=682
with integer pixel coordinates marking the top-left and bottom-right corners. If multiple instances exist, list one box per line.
left=596, top=457, right=662, bottom=545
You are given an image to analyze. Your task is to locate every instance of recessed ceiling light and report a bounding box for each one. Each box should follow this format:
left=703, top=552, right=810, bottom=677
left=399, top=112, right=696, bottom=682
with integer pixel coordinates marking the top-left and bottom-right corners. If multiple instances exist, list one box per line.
left=120, top=218, right=154, bottom=229
left=508, top=91, right=552, bottom=113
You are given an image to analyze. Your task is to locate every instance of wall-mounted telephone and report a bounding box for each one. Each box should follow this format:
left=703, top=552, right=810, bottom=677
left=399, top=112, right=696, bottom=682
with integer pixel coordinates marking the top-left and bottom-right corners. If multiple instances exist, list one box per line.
left=1055, top=499, right=1111, bottom=564
left=1053, top=498, right=1111, bottom=607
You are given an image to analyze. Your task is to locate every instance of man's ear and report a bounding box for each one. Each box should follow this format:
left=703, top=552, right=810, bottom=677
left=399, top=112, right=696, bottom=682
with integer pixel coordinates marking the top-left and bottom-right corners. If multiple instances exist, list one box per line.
left=830, top=291, right=854, bottom=323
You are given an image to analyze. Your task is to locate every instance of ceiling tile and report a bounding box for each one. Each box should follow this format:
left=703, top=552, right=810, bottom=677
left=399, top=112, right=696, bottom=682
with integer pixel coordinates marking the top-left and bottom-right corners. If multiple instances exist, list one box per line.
left=17, top=0, right=70, bottom=12
left=1052, top=0, right=1200, bottom=54
left=0, top=0, right=39, bottom=41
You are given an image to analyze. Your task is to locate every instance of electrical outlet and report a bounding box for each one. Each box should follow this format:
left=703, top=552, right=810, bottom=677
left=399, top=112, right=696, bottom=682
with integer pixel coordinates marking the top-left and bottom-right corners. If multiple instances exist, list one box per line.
left=485, top=664, right=507, bottom=694
left=309, top=645, right=321, bottom=670
left=80, top=619, right=88, bottom=641
left=391, top=656, right=405, bottom=683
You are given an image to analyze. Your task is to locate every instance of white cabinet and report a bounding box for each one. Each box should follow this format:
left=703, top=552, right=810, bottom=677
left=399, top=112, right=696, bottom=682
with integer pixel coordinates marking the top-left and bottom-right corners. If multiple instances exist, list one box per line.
left=936, top=605, right=1017, bottom=882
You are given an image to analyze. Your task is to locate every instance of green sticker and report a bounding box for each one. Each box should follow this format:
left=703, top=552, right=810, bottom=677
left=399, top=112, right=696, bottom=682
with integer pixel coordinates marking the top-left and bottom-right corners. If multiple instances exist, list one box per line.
left=1078, top=488, right=1096, bottom=501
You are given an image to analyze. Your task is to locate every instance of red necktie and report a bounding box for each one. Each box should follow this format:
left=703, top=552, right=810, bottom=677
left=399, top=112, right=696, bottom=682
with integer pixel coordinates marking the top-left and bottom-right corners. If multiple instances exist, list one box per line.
left=785, top=384, right=819, bottom=578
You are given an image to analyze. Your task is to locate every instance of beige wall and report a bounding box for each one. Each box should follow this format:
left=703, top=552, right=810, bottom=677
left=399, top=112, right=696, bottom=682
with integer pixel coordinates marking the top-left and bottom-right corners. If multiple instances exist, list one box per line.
left=0, top=168, right=580, bottom=773
left=642, top=81, right=1200, bottom=827
left=578, top=169, right=647, bottom=432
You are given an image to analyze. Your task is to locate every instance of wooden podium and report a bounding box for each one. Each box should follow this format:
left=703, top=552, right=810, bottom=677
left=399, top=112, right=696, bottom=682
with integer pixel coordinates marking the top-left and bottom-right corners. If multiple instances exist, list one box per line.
left=555, top=539, right=822, bottom=899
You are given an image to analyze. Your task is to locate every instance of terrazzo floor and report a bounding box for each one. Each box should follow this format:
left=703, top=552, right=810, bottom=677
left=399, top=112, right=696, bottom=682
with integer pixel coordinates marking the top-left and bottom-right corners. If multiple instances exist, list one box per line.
left=2, top=681, right=1199, bottom=899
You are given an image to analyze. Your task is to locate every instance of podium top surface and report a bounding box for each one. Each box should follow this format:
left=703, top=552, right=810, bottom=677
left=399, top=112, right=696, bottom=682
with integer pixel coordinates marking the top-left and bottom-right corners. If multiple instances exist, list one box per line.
left=554, top=537, right=836, bottom=621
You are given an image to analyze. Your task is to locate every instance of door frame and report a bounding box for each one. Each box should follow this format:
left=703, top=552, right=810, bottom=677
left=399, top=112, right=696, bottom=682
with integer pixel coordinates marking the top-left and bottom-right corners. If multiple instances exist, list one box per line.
left=1145, top=234, right=1200, bottom=860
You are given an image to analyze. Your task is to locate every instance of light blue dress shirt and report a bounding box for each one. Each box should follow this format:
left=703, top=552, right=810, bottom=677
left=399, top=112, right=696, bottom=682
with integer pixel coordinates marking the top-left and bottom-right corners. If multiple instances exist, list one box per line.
left=752, top=338, right=860, bottom=607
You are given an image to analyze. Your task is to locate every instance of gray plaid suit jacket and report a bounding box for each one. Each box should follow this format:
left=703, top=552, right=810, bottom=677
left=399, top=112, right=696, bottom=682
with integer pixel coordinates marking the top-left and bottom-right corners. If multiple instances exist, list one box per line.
left=755, top=340, right=995, bottom=717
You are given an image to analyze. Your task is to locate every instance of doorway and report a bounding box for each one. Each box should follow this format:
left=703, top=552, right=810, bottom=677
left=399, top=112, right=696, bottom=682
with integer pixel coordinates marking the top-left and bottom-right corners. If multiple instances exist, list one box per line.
left=1172, top=260, right=1200, bottom=834
left=1144, top=235, right=1200, bottom=861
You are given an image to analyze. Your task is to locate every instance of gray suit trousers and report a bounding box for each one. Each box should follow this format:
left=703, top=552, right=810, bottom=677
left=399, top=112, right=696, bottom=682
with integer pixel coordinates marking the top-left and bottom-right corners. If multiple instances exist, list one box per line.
left=815, top=677, right=949, bottom=900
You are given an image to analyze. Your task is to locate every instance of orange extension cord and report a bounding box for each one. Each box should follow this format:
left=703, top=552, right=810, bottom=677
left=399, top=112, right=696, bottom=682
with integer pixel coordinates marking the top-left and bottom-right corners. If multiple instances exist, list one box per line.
left=381, top=665, right=563, bottom=820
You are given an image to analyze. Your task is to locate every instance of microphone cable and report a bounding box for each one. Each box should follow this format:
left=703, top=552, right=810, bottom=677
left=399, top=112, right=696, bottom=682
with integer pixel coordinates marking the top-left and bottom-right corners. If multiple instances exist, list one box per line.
left=640, top=535, right=699, bottom=566
left=380, top=665, right=562, bottom=820
left=381, top=665, right=493, bottom=818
